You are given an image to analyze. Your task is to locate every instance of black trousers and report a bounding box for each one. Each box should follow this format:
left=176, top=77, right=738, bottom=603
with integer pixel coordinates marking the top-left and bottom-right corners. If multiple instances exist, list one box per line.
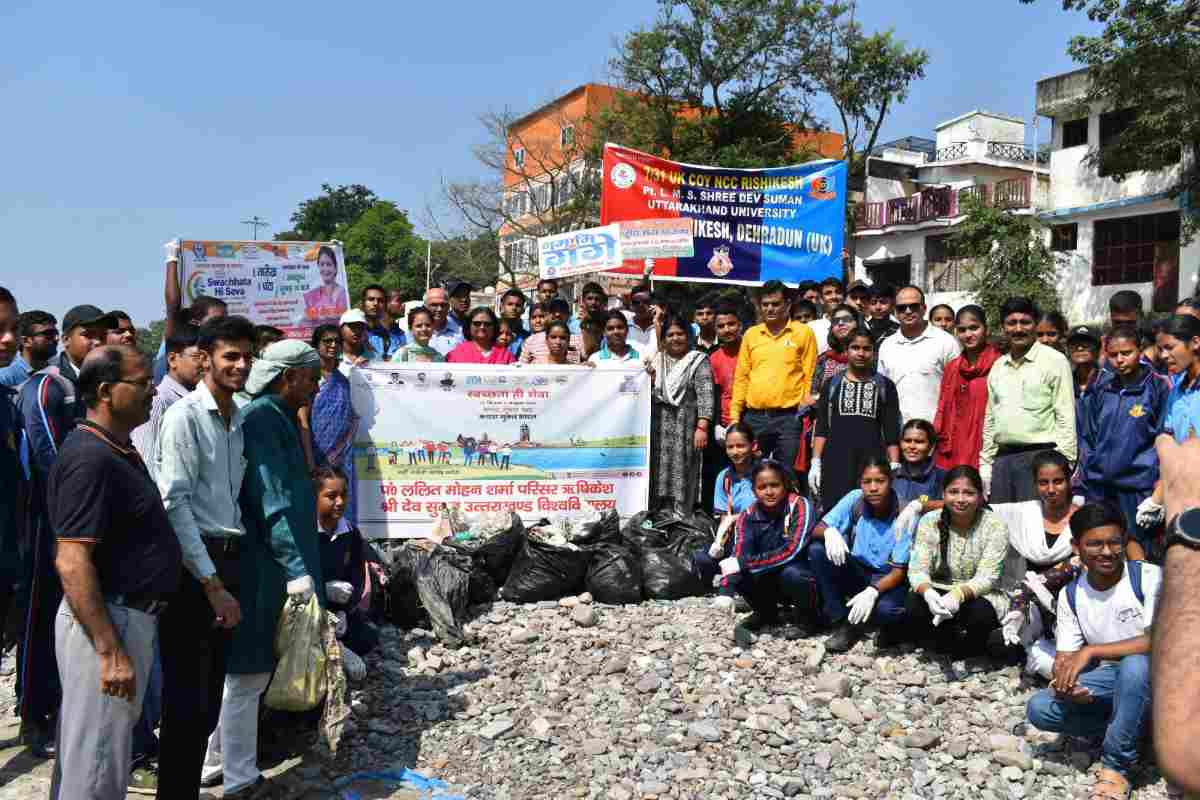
left=990, top=445, right=1055, bottom=503
left=156, top=546, right=238, bottom=798
left=905, top=591, right=1000, bottom=658
left=744, top=409, right=800, bottom=478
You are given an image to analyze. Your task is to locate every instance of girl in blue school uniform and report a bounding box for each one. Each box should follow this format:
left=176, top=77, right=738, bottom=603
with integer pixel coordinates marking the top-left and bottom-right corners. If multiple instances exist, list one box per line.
left=891, top=419, right=946, bottom=529
left=695, top=423, right=759, bottom=576
left=1080, top=326, right=1172, bottom=561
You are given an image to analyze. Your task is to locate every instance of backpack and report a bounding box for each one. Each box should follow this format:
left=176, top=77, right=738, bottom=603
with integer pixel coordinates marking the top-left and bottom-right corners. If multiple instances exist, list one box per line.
left=1063, top=560, right=1146, bottom=642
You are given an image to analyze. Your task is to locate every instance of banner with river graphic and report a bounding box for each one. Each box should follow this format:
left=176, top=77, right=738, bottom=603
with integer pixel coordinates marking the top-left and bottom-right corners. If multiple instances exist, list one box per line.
left=351, top=364, right=651, bottom=538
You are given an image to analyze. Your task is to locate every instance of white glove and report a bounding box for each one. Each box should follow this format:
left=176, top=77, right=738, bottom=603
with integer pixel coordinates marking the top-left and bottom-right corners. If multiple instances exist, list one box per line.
left=1136, top=496, right=1165, bottom=528
left=1001, top=610, right=1023, bottom=646
left=940, top=590, right=962, bottom=615
left=932, top=613, right=952, bottom=627
left=808, top=458, right=823, bottom=496
left=708, top=539, right=725, bottom=559
left=341, top=643, right=366, bottom=682
left=822, top=527, right=848, bottom=566
left=714, top=425, right=727, bottom=443
left=719, top=557, right=741, bottom=576
left=846, top=586, right=879, bottom=626
left=1023, top=571, right=1055, bottom=612
left=334, top=610, right=348, bottom=638
left=894, top=499, right=923, bottom=534
left=326, top=580, right=354, bottom=604
left=287, top=574, right=315, bottom=602
left=980, top=464, right=993, bottom=499
left=889, top=462, right=902, bottom=473
left=923, top=589, right=949, bottom=618
left=164, top=238, right=180, bottom=263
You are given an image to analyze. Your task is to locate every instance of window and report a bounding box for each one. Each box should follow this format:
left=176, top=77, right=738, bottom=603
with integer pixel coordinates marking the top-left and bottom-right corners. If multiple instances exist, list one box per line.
left=560, top=125, right=575, bottom=148
left=1050, top=223, right=1078, bottom=252
left=513, top=148, right=525, bottom=168
left=924, top=235, right=974, bottom=293
left=1098, top=109, right=1136, bottom=176
left=1061, top=118, right=1088, bottom=149
left=1093, top=211, right=1179, bottom=285
left=503, top=237, right=537, bottom=273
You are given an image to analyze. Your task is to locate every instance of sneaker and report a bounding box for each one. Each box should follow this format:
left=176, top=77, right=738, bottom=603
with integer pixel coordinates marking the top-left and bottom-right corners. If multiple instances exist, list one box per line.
left=825, top=621, right=863, bottom=653
left=223, top=776, right=287, bottom=800
left=128, top=763, right=158, bottom=796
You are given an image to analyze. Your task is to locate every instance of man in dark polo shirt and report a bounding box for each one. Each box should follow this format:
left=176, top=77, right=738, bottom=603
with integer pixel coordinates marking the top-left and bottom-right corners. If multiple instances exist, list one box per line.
left=47, top=345, right=181, bottom=800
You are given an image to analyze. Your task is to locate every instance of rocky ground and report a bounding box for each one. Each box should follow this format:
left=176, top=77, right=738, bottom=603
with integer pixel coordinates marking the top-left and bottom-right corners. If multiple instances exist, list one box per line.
left=0, top=595, right=1176, bottom=799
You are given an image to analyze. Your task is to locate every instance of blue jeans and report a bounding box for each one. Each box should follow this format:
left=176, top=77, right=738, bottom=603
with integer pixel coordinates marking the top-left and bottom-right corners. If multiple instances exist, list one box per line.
left=131, top=630, right=162, bottom=764
left=1026, top=654, right=1151, bottom=777
left=692, top=551, right=815, bottom=619
left=807, top=542, right=907, bottom=626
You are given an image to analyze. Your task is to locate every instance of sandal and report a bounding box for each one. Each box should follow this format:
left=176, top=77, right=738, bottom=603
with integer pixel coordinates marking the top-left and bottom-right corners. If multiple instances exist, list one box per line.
left=1089, top=768, right=1131, bottom=800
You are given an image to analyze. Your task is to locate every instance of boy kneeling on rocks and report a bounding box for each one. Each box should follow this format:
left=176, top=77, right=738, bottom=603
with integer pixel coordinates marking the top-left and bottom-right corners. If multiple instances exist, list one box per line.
left=1025, top=502, right=1158, bottom=800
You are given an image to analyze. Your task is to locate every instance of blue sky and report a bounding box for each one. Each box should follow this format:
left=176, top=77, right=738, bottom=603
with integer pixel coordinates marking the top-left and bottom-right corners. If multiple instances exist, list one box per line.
left=0, top=1, right=1097, bottom=325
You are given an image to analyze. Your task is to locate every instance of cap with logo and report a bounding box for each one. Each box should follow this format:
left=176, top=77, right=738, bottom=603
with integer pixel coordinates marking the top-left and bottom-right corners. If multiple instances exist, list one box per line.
left=1067, top=325, right=1101, bottom=345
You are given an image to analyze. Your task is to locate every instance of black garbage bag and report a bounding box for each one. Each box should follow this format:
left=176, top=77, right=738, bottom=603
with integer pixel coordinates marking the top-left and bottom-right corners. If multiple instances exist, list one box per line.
left=640, top=545, right=706, bottom=600
left=448, top=513, right=526, bottom=586
left=585, top=544, right=643, bottom=605
left=653, top=509, right=716, bottom=543
left=572, top=510, right=622, bottom=547
left=621, top=512, right=670, bottom=556
left=500, top=537, right=590, bottom=603
left=385, top=545, right=470, bottom=645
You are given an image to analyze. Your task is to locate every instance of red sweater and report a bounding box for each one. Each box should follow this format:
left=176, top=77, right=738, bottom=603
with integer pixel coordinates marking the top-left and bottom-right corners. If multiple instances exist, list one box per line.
left=932, top=346, right=999, bottom=470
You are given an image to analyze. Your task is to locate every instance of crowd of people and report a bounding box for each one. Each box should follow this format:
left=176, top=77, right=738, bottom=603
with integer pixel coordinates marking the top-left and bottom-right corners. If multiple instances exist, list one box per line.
left=4, top=247, right=1200, bottom=799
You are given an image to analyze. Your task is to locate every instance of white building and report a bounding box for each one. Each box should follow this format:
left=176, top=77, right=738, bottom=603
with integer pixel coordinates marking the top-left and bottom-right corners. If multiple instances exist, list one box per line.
left=851, top=110, right=1050, bottom=308
left=1036, top=67, right=1197, bottom=320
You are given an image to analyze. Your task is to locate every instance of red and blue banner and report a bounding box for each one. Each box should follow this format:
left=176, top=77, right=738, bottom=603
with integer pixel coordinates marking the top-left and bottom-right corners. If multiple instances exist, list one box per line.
left=600, top=143, right=847, bottom=286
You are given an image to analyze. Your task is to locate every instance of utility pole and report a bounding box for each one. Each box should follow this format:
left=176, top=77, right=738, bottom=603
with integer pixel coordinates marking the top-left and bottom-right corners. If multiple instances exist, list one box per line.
left=242, top=216, right=270, bottom=240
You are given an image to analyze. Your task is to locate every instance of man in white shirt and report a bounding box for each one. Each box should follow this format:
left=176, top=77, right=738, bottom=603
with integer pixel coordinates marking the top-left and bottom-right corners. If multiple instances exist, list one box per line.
left=623, top=283, right=659, bottom=359
left=805, top=277, right=845, bottom=357
left=155, top=315, right=254, bottom=797
left=132, top=327, right=204, bottom=483
left=877, top=285, right=960, bottom=424
left=1026, top=503, right=1157, bottom=800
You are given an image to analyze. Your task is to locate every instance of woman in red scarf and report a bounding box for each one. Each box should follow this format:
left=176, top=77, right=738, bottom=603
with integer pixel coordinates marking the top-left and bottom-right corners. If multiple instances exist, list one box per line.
left=933, top=304, right=999, bottom=469
left=796, top=304, right=859, bottom=475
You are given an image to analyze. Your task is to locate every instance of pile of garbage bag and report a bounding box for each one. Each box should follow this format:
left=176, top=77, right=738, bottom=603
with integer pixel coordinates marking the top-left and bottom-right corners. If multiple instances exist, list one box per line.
left=382, top=507, right=717, bottom=642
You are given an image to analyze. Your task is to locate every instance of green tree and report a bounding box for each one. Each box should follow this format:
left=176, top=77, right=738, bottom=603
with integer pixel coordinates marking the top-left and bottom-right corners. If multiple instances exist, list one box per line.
left=950, top=197, right=1059, bottom=325
left=809, top=4, right=928, bottom=176
left=1023, top=0, right=1200, bottom=236
left=594, top=0, right=826, bottom=168
left=137, top=319, right=165, bottom=358
left=339, top=202, right=425, bottom=301
left=275, top=183, right=378, bottom=241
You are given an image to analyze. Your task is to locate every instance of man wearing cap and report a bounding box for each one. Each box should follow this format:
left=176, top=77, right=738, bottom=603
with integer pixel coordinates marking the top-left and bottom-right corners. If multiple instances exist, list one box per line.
left=339, top=308, right=373, bottom=365
left=446, top=279, right=474, bottom=329
left=360, top=284, right=405, bottom=361
left=423, top=287, right=463, bottom=357
left=48, top=345, right=181, bottom=800
left=14, top=303, right=114, bottom=758
left=845, top=280, right=869, bottom=316
left=154, top=316, right=255, bottom=798
left=1068, top=324, right=1103, bottom=478
left=209, top=340, right=324, bottom=799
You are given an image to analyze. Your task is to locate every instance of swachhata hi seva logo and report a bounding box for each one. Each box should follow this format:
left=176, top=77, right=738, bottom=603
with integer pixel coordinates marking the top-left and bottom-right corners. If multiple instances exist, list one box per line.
left=610, top=162, right=636, bottom=190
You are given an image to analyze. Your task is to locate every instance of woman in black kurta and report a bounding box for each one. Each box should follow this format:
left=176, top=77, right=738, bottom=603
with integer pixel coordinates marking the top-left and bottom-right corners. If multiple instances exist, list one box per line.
left=810, top=327, right=902, bottom=512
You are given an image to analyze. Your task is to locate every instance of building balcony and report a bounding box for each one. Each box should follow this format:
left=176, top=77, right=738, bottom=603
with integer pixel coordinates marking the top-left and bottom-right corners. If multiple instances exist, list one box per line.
left=853, top=176, right=1034, bottom=232
left=930, top=139, right=1049, bottom=165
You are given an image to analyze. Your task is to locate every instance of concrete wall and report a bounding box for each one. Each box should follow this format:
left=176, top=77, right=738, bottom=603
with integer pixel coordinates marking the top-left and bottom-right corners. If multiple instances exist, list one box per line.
left=1048, top=131, right=1180, bottom=210
left=935, top=111, right=1025, bottom=150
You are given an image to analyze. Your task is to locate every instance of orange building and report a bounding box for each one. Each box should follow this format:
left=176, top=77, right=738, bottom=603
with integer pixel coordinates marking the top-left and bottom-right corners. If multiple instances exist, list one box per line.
left=497, top=83, right=845, bottom=293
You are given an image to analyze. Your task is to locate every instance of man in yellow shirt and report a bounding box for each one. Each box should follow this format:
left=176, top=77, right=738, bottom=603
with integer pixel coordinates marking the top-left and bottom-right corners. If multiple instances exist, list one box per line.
left=730, top=280, right=818, bottom=474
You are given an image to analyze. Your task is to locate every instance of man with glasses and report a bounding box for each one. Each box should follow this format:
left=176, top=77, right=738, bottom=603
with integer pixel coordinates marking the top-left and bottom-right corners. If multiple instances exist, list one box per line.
left=730, top=280, right=817, bottom=473
left=1025, top=502, right=1157, bottom=800
left=132, top=327, right=203, bottom=483
left=106, top=311, right=138, bottom=347
left=0, top=294, right=20, bottom=682
left=15, top=304, right=114, bottom=758
left=423, top=287, right=463, bottom=357
left=48, top=345, right=181, bottom=800
left=624, top=283, right=659, bottom=359
left=0, top=310, right=57, bottom=387
left=877, top=286, right=960, bottom=425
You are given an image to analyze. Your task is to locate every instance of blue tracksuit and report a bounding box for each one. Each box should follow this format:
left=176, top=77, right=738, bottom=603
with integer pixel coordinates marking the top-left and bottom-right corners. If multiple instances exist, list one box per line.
left=1082, top=367, right=1171, bottom=542
left=892, top=460, right=945, bottom=507
left=1164, top=371, right=1200, bottom=443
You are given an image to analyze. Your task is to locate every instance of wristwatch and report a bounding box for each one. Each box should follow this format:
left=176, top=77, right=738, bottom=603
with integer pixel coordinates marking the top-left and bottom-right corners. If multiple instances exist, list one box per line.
left=1166, top=508, right=1200, bottom=552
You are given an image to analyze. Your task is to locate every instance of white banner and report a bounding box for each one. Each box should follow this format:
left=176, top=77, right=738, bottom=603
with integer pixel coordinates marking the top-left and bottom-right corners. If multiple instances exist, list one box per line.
left=351, top=364, right=651, bottom=538
left=537, top=224, right=623, bottom=280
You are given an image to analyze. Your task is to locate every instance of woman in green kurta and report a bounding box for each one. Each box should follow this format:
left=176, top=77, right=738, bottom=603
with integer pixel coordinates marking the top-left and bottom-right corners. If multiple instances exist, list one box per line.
left=230, top=341, right=326, bottom=676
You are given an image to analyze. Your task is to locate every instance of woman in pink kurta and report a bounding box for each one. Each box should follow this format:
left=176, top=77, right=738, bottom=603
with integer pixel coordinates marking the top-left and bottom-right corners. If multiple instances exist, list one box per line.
left=447, top=307, right=516, bottom=365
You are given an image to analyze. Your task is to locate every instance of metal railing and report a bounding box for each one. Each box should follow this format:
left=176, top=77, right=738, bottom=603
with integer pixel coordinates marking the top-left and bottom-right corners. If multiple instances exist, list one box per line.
left=852, top=176, right=1032, bottom=230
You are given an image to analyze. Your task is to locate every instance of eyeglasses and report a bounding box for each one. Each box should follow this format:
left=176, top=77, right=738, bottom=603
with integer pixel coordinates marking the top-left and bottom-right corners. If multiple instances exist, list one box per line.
left=1081, top=538, right=1124, bottom=553
left=895, top=303, right=922, bottom=314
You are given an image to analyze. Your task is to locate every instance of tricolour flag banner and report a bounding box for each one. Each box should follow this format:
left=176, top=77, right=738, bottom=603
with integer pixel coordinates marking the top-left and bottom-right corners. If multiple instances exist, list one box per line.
left=600, top=142, right=847, bottom=285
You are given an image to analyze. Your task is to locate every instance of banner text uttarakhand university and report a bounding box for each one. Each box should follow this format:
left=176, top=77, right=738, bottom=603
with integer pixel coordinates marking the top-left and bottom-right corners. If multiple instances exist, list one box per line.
left=351, top=364, right=651, bottom=538
left=599, top=143, right=846, bottom=286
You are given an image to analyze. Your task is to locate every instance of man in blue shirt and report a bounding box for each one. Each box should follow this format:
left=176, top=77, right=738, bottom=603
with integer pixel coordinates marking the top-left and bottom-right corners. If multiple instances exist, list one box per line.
left=498, top=288, right=529, bottom=357
left=424, top=287, right=463, bottom=357
left=0, top=310, right=56, bottom=388
left=569, top=282, right=608, bottom=336
left=807, top=458, right=914, bottom=652
left=360, top=284, right=405, bottom=361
